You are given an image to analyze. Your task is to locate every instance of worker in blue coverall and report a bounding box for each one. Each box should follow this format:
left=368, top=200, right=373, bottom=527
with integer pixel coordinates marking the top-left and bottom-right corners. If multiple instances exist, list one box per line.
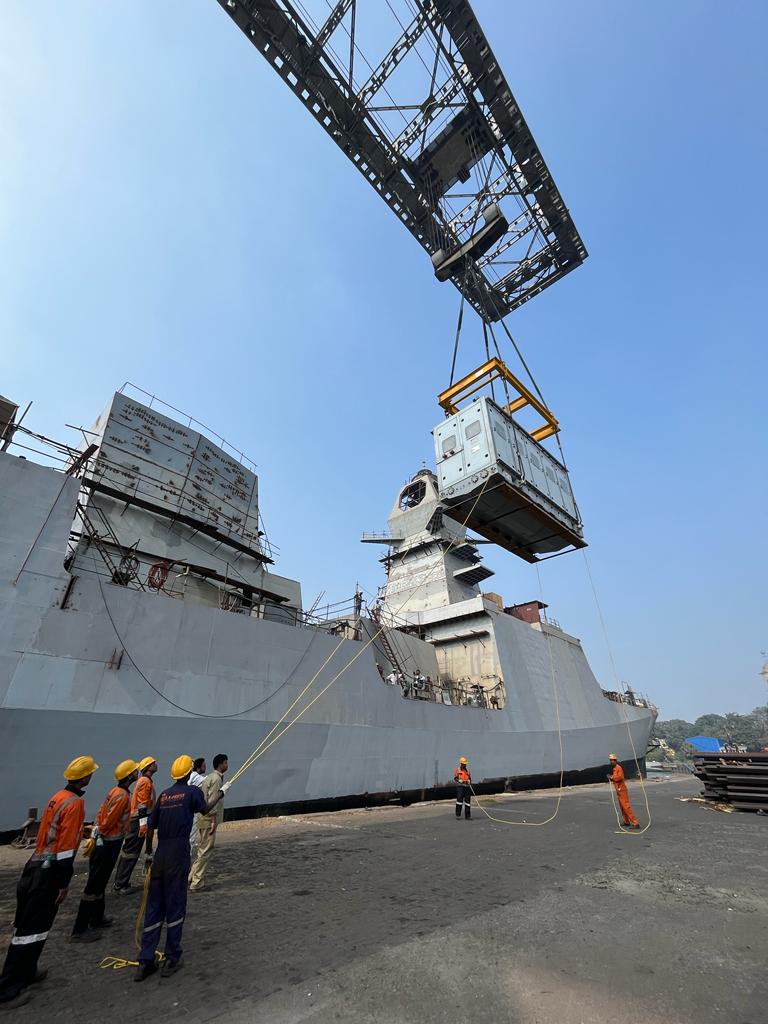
left=135, top=755, right=228, bottom=981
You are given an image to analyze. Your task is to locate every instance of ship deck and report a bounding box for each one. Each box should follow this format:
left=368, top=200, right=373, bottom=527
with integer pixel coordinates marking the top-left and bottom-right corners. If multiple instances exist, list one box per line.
left=1, top=776, right=764, bottom=1023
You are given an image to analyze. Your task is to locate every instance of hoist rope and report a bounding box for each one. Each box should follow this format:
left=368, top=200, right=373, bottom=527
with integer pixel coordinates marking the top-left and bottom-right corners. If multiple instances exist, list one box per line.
left=581, top=550, right=652, bottom=836
left=482, top=322, right=496, bottom=403
left=468, top=563, right=565, bottom=826
left=449, top=291, right=466, bottom=387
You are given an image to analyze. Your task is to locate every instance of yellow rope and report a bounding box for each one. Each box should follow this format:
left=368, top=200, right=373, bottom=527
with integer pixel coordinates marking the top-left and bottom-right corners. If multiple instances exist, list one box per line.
left=467, top=562, right=564, bottom=827
left=99, top=858, right=163, bottom=971
left=582, top=551, right=652, bottom=836
left=228, top=479, right=493, bottom=787
left=134, top=863, right=152, bottom=951
left=99, top=952, right=165, bottom=971
left=102, top=483, right=493, bottom=976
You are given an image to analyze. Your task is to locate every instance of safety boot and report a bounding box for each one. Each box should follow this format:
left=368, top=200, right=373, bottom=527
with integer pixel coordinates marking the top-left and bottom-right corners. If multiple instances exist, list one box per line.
left=161, top=957, right=184, bottom=978
left=134, top=961, right=159, bottom=983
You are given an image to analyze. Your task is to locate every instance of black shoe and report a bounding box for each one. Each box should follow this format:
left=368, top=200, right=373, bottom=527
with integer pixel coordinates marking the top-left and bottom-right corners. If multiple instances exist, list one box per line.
left=161, top=957, right=184, bottom=978
left=92, top=917, right=113, bottom=929
left=69, top=930, right=102, bottom=944
left=134, top=962, right=159, bottom=983
left=26, top=969, right=48, bottom=987
left=113, top=885, right=134, bottom=896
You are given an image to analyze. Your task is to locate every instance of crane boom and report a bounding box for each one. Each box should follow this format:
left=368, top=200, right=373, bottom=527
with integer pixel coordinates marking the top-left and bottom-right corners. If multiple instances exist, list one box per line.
left=215, top=0, right=587, bottom=321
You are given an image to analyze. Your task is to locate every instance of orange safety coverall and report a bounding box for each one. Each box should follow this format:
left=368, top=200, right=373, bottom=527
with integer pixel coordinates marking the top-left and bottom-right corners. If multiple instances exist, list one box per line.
left=113, top=776, right=156, bottom=892
left=95, top=787, right=131, bottom=839
left=71, top=785, right=131, bottom=936
left=130, top=776, right=156, bottom=835
left=610, top=763, right=639, bottom=826
left=0, top=786, right=85, bottom=1002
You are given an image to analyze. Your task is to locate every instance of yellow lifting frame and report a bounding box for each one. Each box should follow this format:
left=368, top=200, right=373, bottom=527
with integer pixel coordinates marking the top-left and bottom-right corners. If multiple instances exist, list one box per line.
left=438, top=357, right=560, bottom=442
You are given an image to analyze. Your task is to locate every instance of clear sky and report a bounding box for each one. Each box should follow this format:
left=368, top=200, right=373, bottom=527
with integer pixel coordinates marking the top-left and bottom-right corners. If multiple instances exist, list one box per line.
left=2, top=2, right=766, bottom=720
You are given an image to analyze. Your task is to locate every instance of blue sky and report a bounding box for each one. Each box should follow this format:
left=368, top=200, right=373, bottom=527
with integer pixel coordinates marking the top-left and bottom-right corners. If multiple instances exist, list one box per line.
left=2, top=1, right=766, bottom=720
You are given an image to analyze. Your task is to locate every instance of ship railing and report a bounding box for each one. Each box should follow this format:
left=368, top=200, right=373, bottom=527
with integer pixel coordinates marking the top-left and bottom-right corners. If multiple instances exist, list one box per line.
left=602, top=689, right=656, bottom=712
left=383, top=673, right=505, bottom=710
left=119, top=382, right=258, bottom=475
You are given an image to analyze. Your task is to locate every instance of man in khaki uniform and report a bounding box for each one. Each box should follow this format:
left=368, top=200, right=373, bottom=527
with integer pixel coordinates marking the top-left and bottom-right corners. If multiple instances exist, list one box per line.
left=188, top=754, right=228, bottom=892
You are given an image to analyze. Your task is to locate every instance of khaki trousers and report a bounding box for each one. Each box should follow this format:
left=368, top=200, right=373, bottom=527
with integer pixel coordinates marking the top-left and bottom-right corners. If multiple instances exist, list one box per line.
left=188, top=818, right=216, bottom=890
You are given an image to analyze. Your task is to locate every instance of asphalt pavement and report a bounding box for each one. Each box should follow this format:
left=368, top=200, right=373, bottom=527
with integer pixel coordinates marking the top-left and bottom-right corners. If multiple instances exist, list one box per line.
left=0, top=777, right=764, bottom=1023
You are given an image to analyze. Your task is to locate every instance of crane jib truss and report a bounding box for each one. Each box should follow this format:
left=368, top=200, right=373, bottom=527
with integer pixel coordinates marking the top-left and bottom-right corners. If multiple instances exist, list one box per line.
left=215, top=0, right=587, bottom=321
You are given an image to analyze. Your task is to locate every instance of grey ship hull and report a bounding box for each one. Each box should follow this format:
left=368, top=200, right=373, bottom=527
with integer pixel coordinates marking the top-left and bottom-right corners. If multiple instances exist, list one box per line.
left=0, top=454, right=653, bottom=832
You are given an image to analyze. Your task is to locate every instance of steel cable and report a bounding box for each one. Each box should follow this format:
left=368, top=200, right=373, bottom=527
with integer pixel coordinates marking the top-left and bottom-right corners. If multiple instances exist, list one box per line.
left=581, top=550, right=653, bottom=836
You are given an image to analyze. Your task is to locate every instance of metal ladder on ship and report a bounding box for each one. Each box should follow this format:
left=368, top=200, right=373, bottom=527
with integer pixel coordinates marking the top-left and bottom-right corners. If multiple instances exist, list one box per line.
left=369, top=601, right=411, bottom=679
left=75, top=501, right=146, bottom=591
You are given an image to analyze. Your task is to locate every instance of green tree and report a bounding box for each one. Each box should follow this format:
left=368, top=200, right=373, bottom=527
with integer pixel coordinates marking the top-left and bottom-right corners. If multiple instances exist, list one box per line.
left=652, top=718, right=694, bottom=753
left=692, top=714, right=727, bottom=737
left=653, top=705, right=768, bottom=753
left=723, top=713, right=760, bottom=747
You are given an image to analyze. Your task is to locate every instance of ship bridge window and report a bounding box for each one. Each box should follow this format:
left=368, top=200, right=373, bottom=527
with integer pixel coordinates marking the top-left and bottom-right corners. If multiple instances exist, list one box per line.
left=399, top=479, right=427, bottom=510
left=465, top=420, right=482, bottom=439
left=441, top=434, right=458, bottom=456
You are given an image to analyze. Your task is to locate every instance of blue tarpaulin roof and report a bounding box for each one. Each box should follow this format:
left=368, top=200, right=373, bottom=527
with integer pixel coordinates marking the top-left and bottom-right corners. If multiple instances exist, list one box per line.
left=685, top=736, right=722, bottom=752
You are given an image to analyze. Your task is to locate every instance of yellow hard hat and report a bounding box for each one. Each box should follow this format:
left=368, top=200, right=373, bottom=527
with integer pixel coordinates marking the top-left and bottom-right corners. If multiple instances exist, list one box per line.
left=64, top=755, right=99, bottom=781
left=171, top=754, right=194, bottom=780
left=115, top=759, right=139, bottom=781
left=459, top=757, right=468, bottom=765
left=608, top=753, right=618, bottom=760
left=138, top=756, right=157, bottom=772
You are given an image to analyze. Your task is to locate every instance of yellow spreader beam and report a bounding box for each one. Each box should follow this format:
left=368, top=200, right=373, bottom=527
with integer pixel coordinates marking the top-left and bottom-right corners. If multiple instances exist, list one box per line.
left=438, top=357, right=560, bottom=442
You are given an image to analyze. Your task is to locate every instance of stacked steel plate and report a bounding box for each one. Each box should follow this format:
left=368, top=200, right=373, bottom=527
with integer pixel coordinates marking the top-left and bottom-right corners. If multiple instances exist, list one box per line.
left=694, top=752, right=768, bottom=811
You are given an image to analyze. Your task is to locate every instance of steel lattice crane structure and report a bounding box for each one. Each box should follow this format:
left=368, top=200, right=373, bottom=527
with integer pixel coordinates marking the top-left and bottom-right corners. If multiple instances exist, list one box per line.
left=214, top=0, right=587, bottom=322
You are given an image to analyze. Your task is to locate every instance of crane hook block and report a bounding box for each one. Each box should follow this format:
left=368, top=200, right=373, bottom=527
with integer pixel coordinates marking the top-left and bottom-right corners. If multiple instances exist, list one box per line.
left=431, top=204, right=509, bottom=283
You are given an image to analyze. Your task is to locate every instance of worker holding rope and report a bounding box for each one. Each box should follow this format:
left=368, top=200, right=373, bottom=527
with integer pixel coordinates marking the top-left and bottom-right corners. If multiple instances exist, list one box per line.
left=113, top=756, right=158, bottom=895
left=134, top=755, right=229, bottom=982
left=70, top=759, right=139, bottom=941
left=607, top=754, right=640, bottom=829
left=454, top=757, right=472, bottom=820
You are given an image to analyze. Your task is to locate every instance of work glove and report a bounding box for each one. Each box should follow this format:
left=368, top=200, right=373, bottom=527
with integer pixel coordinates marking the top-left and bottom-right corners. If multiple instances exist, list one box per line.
left=143, top=855, right=153, bottom=875
left=82, top=837, right=96, bottom=859
left=139, top=825, right=147, bottom=838
left=220, top=782, right=232, bottom=794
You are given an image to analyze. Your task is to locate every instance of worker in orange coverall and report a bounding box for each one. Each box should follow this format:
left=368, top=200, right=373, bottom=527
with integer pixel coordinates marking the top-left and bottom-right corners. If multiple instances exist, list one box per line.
left=608, top=753, right=640, bottom=828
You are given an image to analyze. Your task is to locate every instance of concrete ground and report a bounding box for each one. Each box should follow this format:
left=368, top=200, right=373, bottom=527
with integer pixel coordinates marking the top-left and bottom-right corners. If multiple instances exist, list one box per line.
left=1, top=777, right=765, bottom=1023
